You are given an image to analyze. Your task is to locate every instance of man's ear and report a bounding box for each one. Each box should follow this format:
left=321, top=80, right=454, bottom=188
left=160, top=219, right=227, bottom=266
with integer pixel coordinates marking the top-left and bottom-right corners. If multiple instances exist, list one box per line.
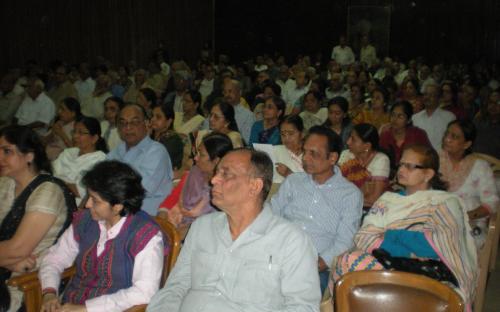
left=328, top=151, right=339, bottom=166
left=250, top=177, right=264, bottom=198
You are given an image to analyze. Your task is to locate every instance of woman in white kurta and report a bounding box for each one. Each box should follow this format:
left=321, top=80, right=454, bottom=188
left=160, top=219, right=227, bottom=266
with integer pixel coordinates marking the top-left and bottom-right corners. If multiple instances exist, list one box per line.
left=53, top=117, right=107, bottom=204
left=440, top=120, right=499, bottom=248
left=274, top=115, right=305, bottom=183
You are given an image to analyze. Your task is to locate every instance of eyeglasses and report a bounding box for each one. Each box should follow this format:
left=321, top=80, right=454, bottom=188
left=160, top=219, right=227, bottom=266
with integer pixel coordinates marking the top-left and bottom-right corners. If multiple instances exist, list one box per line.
left=118, top=119, right=144, bottom=129
left=398, top=162, right=426, bottom=170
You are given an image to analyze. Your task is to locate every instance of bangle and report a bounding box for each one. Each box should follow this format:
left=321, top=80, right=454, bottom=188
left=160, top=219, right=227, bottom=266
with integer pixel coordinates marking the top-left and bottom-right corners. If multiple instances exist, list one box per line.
left=42, top=288, right=57, bottom=297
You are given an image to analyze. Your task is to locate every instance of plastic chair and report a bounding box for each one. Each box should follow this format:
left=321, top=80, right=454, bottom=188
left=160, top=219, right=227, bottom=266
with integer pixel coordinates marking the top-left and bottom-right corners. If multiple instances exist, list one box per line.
left=7, top=216, right=181, bottom=312
left=335, top=270, right=464, bottom=312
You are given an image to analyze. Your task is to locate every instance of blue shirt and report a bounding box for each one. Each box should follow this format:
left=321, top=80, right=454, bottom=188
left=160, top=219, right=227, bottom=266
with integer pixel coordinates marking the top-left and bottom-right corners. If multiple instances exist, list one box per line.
left=270, top=166, right=363, bottom=267
left=249, top=120, right=281, bottom=145
left=107, top=136, right=173, bottom=215
left=233, top=104, right=255, bottom=145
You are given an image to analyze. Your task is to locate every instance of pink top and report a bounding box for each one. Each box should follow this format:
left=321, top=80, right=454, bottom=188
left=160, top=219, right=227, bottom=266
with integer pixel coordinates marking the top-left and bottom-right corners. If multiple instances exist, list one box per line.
left=39, top=217, right=164, bottom=311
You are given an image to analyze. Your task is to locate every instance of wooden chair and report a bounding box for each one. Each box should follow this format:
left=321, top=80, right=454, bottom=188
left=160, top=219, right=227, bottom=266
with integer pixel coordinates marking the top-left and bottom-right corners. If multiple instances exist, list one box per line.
left=335, top=271, right=464, bottom=312
left=473, top=213, right=497, bottom=312
left=471, top=153, right=500, bottom=272
left=7, top=216, right=181, bottom=312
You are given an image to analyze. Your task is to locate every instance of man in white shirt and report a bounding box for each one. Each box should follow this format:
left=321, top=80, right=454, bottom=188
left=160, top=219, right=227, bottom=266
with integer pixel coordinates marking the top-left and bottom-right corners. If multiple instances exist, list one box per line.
left=331, top=35, right=355, bottom=67
left=359, top=35, right=377, bottom=69
left=74, top=62, right=95, bottom=102
left=81, top=74, right=113, bottom=120
left=147, top=149, right=321, bottom=312
left=283, top=69, right=310, bottom=114
left=325, top=73, right=350, bottom=100
left=14, top=78, right=56, bottom=135
left=412, top=83, right=455, bottom=150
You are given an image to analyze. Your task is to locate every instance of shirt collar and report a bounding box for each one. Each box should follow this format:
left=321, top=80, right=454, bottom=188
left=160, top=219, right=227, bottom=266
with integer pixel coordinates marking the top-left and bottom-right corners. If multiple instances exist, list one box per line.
left=124, top=135, right=152, bottom=152
left=307, top=165, right=341, bottom=187
left=98, top=216, right=127, bottom=240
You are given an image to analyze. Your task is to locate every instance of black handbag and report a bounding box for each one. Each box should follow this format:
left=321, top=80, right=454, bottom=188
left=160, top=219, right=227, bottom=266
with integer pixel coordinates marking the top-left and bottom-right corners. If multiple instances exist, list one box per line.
left=372, top=248, right=459, bottom=287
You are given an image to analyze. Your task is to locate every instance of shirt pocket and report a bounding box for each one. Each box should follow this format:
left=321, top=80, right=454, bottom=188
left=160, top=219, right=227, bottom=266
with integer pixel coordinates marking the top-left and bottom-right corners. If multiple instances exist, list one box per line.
left=233, top=257, right=281, bottom=305
left=191, top=250, right=220, bottom=288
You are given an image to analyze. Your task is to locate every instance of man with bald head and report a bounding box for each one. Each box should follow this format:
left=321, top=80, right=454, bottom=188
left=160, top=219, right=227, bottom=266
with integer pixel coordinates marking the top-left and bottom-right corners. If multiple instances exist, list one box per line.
left=107, top=104, right=173, bottom=215
left=223, top=79, right=255, bottom=143
left=147, top=148, right=320, bottom=312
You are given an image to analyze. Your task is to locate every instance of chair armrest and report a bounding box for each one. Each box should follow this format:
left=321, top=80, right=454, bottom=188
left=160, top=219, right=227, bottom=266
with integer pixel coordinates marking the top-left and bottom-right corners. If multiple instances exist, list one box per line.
left=124, top=304, right=147, bottom=312
left=7, top=271, right=40, bottom=291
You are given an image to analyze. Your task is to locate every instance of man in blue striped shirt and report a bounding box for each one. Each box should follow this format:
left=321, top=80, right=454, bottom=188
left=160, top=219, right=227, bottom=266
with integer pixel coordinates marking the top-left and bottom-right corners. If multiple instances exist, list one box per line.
left=270, top=126, right=363, bottom=294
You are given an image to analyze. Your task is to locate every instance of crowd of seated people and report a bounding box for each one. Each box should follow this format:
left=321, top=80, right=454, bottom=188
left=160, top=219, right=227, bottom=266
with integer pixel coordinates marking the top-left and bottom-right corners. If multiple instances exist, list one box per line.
left=0, top=42, right=499, bottom=311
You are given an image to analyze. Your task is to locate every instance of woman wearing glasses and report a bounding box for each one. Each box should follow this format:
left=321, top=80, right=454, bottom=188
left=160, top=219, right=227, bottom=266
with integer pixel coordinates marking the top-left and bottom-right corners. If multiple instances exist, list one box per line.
left=52, top=117, right=107, bottom=204
left=332, top=144, right=477, bottom=309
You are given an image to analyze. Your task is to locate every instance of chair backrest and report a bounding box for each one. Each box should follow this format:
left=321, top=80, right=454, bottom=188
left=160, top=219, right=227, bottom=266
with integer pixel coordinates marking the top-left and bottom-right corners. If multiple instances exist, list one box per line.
left=154, top=216, right=181, bottom=286
left=335, top=271, right=464, bottom=312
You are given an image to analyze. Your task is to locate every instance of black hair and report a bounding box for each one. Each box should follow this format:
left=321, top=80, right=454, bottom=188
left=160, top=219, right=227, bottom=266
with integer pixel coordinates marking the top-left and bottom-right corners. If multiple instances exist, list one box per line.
left=185, top=89, right=204, bottom=115
left=212, top=100, right=239, bottom=132
left=202, top=132, right=233, bottom=161
left=139, top=87, right=157, bottom=107
left=325, top=96, right=351, bottom=128
left=262, top=80, right=282, bottom=97
left=82, top=160, right=145, bottom=216
left=304, top=90, right=323, bottom=103
left=405, top=78, right=421, bottom=95
left=154, top=101, right=175, bottom=130
left=0, top=125, right=52, bottom=174
left=75, top=116, right=109, bottom=153
left=307, top=125, right=342, bottom=155
left=447, top=119, right=476, bottom=156
left=61, top=97, right=82, bottom=119
left=390, top=100, right=414, bottom=127
left=265, top=96, right=286, bottom=120
left=280, top=114, right=304, bottom=132
left=352, top=123, right=380, bottom=151
left=105, top=96, right=125, bottom=110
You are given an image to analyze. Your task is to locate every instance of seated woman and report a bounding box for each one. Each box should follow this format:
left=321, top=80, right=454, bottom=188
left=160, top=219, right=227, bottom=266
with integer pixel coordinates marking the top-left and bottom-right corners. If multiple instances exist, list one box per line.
left=39, top=160, right=168, bottom=312
left=379, top=100, right=431, bottom=177
left=274, top=115, right=305, bottom=183
left=173, top=89, right=205, bottom=136
left=298, top=91, right=328, bottom=131
left=333, top=144, right=477, bottom=308
left=52, top=117, right=108, bottom=205
left=399, top=78, right=424, bottom=114
left=356, top=87, right=390, bottom=130
left=0, top=125, right=75, bottom=312
left=196, top=99, right=243, bottom=148
left=249, top=96, right=285, bottom=145
left=100, top=96, right=124, bottom=151
left=338, top=123, right=390, bottom=207
left=440, top=120, right=499, bottom=248
left=44, top=97, right=82, bottom=160
left=158, top=133, right=233, bottom=236
left=136, top=87, right=157, bottom=117
left=324, top=96, right=353, bottom=150
left=151, top=102, right=185, bottom=180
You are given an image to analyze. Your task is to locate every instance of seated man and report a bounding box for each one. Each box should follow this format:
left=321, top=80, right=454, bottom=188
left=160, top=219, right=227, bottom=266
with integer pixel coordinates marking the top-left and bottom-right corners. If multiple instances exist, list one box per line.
left=107, top=103, right=173, bottom=215
left=270, top=126, right=363, bottom=294
left=147, top=149, right=321, bottom=312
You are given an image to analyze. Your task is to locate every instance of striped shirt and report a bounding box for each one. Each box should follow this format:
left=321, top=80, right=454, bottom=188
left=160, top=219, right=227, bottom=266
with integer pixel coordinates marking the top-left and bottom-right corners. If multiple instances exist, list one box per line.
left=270, top=166, right=363, bottom=267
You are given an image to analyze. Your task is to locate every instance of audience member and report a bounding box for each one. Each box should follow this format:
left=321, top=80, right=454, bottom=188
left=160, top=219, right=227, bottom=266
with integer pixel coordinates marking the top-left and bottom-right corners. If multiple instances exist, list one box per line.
left=14, top=78, right=56, bottom=136
left=338, top=123, right=390, bottom=207
left=249, top=95, right=284, bottom=145
left=270, top=126, right=363, bottom=294
left=356, top=87, right=390, bottom=129
left=0, top=125, right=75, bottom=311
left=47, top=64, right=79, bottom=106
left=0, top=73, right=23, bottom=126
left=197, top=99, right=243, bottom=148
left=73, top=62, right=95, bottom=102
left=412, top=83, right=455, bottom=150
left=379, top=100, right=431, bottom=176
left=331, top=35, right=355, bottom=67
left=53, top=116, right=108, bottom=204
left=298, top=91, right=328, bottom=131
left=44, top=97, right=82, bottom=160
left=473, top=89, right=500, bottom=158
left=100, top=96, right=124, bottom=151
left=147, top=148, right=321, bottom=311
left=359, top=34, right=377, bottom=68
left=274, top=114, right=305, bottom=183
left=81, top=74, right=112, bottom=120
left=173, top=89, right=205, bottom=136
left=439, top=120, right=499, bottom=248
left=223, top=79, right=255, bottom=143
left=333, top=144, right=477, bottom=309
left=107, top=104, right=173, bottom=215
left=400, top=78, right=424, bottom=114
left=39, top=161, right=167, bottom=311
left=324, top=96, right=353, bottom=149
